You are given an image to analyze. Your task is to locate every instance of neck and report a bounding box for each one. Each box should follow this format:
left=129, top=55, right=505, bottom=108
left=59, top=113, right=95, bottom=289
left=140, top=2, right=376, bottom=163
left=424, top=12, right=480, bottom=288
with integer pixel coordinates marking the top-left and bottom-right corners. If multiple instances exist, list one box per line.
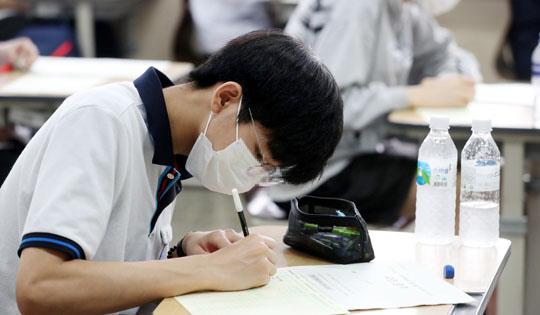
left=163, top=83, right=214, bottom=156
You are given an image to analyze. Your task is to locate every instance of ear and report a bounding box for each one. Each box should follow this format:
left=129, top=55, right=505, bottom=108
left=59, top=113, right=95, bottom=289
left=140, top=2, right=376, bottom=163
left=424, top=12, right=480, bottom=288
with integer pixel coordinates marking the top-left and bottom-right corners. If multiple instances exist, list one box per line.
left=210, top=81, right=242, bottom=114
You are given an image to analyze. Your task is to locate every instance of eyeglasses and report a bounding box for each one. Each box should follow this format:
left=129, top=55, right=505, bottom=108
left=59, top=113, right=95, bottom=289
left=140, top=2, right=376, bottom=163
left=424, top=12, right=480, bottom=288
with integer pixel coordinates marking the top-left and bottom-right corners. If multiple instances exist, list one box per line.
left=245, top=108, right=286, bottom=186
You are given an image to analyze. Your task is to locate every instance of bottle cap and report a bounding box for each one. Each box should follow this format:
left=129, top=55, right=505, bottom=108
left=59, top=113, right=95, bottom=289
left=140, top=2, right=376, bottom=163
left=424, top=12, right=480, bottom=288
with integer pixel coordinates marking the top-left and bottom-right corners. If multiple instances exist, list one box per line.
left=443, top=264, right=455, bottom=279
left=472, top=119, right=492, bottom=133
left=429, top=116, right=450, bottom=130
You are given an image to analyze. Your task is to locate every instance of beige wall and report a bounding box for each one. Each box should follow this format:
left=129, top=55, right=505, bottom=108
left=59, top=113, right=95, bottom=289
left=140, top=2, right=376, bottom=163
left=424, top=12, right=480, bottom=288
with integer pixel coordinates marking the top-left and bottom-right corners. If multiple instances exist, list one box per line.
left=128, top=0, right=183, bottom=60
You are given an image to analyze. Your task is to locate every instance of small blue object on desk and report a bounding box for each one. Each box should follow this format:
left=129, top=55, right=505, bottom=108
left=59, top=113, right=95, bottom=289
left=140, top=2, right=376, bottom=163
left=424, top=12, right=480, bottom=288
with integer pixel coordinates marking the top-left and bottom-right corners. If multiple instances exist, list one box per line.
left=444, top=264, right=455, bottom=279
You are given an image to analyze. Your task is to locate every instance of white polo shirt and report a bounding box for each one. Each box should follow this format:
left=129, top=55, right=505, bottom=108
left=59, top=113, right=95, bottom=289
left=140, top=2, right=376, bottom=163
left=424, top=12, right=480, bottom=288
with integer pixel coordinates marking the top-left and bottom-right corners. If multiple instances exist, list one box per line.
left=0, top=68, right=191, bottom=314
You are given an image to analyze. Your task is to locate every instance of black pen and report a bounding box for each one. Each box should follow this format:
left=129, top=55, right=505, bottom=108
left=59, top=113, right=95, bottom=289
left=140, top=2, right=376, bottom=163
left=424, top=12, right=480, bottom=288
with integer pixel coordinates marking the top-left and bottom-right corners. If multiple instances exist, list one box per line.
left=232, top=188, right=250, bottom=236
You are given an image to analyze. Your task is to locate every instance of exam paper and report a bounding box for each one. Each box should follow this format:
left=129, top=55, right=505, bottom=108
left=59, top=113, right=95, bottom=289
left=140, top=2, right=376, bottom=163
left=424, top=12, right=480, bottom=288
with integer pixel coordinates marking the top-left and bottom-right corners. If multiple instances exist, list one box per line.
left=290, top=262, right=474, bottom=310
left=416, top=102, right=533, bottom=129
left=415, top=83, right=536, bottom=129
left=175, top=268, right=349, bottom=315
left=474, top=83, right=536, bottom=106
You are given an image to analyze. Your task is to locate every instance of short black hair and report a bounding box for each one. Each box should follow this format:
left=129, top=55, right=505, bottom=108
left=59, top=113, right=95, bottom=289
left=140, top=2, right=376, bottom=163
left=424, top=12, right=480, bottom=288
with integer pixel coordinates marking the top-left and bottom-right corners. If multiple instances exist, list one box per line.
left=188, top=30, right=343, bottom=185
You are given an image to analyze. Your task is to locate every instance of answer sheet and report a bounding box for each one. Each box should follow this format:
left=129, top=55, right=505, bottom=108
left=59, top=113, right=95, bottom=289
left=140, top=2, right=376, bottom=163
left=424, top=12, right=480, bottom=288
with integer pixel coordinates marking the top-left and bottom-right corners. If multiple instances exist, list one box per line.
left=175, top=268, right=349, bottom=315
left=291, top=262, right=474, bottom=310
left=175, top=262, right=473, bottom=314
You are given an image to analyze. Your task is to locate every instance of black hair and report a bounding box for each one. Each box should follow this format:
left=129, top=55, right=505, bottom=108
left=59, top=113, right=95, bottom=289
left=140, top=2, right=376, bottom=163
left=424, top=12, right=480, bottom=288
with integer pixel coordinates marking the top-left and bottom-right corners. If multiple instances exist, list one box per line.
left=188, top=30, right=343, bottom=185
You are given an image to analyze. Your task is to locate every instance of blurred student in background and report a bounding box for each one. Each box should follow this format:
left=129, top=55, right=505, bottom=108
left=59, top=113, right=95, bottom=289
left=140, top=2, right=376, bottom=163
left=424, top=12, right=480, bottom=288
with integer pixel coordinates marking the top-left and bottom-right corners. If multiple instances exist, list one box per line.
left=249, top=0, right=480, bottom=226
left=175, top=0, right=274, bottom=64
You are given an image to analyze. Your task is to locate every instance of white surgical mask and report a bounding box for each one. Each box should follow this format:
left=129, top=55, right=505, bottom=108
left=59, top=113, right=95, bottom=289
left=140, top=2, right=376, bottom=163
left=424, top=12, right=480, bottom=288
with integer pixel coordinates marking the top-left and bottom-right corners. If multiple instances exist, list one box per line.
left=186, top=99, right=263, bottom=194
left=416, top=0, right=460, bottom=16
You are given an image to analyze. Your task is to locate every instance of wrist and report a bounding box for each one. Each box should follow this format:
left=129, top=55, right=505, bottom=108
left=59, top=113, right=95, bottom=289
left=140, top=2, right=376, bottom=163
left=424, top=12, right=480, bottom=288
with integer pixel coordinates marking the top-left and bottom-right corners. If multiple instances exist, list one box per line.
left=158, top=254, right=212, bottom=296
left=168, top=235, right=189, bottom=259
left=405, top=86, right=422, bottom=108
left=196, top=254, right=217, bottom=291
left=180, top=235, right=189, bottom=256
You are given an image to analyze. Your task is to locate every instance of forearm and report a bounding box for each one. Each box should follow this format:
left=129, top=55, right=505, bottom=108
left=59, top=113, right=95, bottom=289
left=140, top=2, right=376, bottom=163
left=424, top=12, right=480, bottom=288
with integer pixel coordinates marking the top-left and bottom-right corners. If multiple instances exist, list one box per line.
left=17, top=248, right=209, bottom=315
left=342, top=84, right=409, bottom=130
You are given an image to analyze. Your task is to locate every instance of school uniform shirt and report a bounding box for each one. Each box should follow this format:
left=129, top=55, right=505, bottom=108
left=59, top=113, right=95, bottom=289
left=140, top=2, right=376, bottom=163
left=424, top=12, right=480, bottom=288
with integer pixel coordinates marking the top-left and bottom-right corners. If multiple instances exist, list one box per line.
left=267, top=0, right=482, bottom=201
left=0, top=68, right=191, bottom=315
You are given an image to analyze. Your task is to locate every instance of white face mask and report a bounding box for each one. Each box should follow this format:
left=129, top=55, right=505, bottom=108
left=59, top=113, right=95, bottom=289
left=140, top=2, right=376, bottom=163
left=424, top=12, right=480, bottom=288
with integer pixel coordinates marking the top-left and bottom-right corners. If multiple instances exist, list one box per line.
left=417, top=0, right=460, bottom=16
left=185, top=99, right=263, bottom=195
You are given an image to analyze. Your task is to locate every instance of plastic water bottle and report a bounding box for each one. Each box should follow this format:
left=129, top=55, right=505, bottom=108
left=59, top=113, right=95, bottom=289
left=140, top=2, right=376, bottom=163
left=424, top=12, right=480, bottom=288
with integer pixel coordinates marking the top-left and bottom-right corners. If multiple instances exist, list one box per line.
left=415, top=116, right=458, bottom=244
left=532, top=32, right=540, bottom=126
left=459, top=119, right=501, bottom=247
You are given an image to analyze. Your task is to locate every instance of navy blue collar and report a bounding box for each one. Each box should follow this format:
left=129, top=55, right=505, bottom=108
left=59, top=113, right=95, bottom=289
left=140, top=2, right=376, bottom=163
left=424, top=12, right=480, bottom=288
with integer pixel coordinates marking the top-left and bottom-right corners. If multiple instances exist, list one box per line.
left=134, top=67, right=191, bottom=178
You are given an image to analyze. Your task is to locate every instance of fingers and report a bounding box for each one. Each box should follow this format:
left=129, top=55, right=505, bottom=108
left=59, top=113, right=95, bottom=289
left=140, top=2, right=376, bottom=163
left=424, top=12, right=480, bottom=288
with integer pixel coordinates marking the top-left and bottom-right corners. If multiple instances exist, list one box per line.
left=224, top=228, right=243, bottom=243
left=265, top=246, right=278, bottom=265
left=243, top=235, right=278, bottom=266
left=266, top=258, right=278, bottom=276
left=261, top=257, right=277, bottom=278
left=250, top=233, right=277, bottom=249
left=208, top=230, right=232, bottom=250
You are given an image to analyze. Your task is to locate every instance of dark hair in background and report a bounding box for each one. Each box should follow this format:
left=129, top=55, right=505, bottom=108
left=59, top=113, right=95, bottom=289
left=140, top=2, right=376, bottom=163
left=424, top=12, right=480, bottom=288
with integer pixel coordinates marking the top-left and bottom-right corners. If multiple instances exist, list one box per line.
left=188, top=30, right=343, bottom=185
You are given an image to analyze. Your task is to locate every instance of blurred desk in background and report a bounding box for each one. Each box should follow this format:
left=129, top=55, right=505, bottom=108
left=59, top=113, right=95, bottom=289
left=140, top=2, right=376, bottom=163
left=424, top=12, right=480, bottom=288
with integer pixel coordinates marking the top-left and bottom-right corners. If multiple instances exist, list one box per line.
left=0, top=56, right=192, bottom=128
left=388, top=83, right=537, bottom=315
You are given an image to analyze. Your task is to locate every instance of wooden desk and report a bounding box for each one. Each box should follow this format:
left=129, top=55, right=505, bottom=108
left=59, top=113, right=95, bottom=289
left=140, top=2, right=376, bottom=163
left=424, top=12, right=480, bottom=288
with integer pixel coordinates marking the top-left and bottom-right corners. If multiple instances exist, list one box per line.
left=154, top=225, right=511, bottom=315
left=388, top=83, right=536, bottom=314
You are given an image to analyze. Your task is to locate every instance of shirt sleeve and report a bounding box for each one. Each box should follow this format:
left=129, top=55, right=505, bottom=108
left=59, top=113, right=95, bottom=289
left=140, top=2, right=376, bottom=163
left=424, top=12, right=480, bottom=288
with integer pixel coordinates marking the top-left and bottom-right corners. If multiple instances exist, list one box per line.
left=286, top=0, right=409, bottom=131
left=341, top=84, right=409, bottom=131
left=408, top=4, right=482, bottom=83
left=18, top=105, right=128, bottom=260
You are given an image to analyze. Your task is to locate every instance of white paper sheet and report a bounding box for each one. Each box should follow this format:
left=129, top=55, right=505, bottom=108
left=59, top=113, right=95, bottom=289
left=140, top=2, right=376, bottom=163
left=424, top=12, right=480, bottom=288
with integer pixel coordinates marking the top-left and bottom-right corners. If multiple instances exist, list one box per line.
left=29, top=57, right=170, bottom=78
left=414, top=83, right=537, bottom=129
left=175, top=268, right=349, bottom=315
left=416, top=102, right=534, bottom=129
left=474, top=83, right=536, bottom=106
left=290, top=262, right=474, bottom=310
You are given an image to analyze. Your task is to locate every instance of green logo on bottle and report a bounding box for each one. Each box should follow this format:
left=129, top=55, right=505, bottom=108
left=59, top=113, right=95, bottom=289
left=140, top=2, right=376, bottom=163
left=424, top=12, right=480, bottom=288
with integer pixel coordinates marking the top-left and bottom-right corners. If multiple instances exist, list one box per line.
left=417, top=161, right=431, bottom=186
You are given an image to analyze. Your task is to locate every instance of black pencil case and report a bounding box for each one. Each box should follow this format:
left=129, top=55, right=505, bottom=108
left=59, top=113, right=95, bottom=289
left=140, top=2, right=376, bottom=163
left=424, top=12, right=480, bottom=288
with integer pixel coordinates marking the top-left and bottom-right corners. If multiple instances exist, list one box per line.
left=283, top=195, right=375, bottom=264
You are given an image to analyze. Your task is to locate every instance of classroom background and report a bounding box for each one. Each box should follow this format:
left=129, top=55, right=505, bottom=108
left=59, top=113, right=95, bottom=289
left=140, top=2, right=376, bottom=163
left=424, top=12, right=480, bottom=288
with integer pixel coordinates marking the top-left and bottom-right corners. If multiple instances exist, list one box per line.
left=0, top=0, right=539, bottom=314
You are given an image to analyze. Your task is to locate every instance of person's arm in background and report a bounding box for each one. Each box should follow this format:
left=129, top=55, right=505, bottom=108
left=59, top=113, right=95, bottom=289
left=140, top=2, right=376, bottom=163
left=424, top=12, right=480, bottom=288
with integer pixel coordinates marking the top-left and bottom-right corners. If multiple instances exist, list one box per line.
left=0, top=37, right=38, bottom=70
left=405, top=2, right=479, bottom=108
left=407, top=2, right=482, bottom=81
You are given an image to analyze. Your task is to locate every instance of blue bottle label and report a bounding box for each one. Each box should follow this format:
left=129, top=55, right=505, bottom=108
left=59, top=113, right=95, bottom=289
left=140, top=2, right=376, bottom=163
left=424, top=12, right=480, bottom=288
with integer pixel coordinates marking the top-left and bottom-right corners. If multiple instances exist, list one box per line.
left=417, top=159, right=454, bottom=188
left=416, top=161, right=431, bottom=186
